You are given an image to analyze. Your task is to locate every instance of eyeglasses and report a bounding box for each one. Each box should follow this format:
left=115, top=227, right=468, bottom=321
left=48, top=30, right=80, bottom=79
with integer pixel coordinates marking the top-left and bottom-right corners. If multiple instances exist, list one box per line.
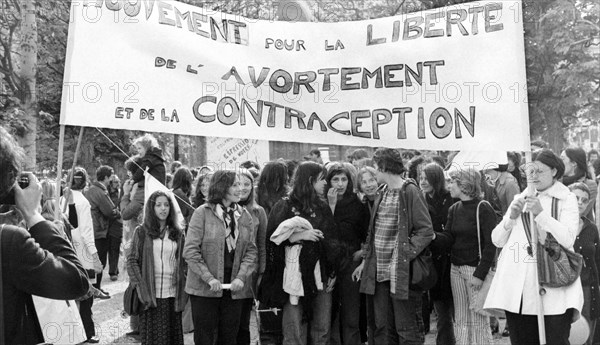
left=527, top=168, right=551, bottom=176
left=576, top=196, right=590, bottom=204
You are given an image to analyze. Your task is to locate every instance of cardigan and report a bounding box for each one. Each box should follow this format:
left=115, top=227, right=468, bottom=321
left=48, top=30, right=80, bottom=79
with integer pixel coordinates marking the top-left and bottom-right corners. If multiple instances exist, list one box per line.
left=574, top=217, right=600, bottom=320
left=127, top=225, right=188, bottom=312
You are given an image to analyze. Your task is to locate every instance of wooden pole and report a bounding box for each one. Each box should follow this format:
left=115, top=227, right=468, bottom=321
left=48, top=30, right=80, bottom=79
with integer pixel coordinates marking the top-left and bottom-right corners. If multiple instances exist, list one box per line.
left=526, top=150, right=546, bottom=344
left=55, top=125, right=66, bottom=221
left=70, top=127, right=85, bottom=183
left=62, top=127, right=84, bottom=213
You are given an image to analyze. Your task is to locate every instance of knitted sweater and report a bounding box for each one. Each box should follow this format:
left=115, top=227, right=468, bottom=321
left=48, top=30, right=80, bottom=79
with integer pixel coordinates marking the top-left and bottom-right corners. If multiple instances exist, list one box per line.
left=433, top=198, right=497, bottom=280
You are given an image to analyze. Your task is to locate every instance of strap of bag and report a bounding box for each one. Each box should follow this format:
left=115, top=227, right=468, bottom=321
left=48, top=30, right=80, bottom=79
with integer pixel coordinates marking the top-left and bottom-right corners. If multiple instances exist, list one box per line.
left=521, top=196, right=559, bottom=250
left=476, top=200, right=491, bottom=259
left=0, top=224, right=5, bottom=344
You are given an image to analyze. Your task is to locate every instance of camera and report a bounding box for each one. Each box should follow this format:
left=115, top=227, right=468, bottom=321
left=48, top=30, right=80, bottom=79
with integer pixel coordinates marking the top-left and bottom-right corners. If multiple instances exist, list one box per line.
left=0, top=172, right=32, bottom=205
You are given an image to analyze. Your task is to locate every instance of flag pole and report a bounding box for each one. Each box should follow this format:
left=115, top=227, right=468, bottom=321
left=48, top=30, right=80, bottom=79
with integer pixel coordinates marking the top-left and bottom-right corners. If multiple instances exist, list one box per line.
left=62, top=126, right=85, bottom=213
left=55, top=125, right=66, bottom=221
left=525, top=150, right=546, bottom=344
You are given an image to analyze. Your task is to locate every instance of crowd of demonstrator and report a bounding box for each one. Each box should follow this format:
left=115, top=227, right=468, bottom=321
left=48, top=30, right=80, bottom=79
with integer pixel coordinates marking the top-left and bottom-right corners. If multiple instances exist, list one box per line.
left=4, top=129, right=600, bottom=345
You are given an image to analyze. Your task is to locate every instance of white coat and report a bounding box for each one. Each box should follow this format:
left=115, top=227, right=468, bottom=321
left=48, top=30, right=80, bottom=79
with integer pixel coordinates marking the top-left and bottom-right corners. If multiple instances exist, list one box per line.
left=63, top=190, right=98, bottom=271
left=484, top=181, right=583, bottom=319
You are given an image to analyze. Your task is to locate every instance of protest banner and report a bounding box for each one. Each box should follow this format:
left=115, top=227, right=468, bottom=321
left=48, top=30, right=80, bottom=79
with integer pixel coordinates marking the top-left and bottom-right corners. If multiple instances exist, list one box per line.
left=60, top=0, right=530, bottom=151
left=206, top=137, right=270, bottom=169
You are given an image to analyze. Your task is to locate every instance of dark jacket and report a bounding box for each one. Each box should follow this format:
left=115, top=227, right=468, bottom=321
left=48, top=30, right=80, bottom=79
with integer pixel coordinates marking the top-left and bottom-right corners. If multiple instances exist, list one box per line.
left=574, top=217, right=600, bottom=320
left=1, top=221, right=89, bottom=344
left=333, top=193, right=369, bottom=253
left=132, top=147, right=166, bottom=187
left=259, top=198, right=338, bottom=309
left=359, top=180, right=434, bottom=300
left=173, top=188, right=194, bottom=228
left=127, top=225, right=188, bottom=312
left=426, top=191, right=454, bottom=301
left=85, top=181, right=119, bottom=239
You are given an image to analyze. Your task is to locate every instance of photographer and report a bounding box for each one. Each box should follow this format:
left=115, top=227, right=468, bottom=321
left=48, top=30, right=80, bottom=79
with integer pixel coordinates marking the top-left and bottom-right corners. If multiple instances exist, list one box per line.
left=0, top=125, right=89, bottom=344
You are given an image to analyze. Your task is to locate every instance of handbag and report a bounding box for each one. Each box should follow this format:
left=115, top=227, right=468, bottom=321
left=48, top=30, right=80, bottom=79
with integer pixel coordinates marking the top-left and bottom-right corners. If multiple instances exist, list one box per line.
left=410, top=247, right=438, bottom=290
left=471, top=200, right=504, bottom=317
left=123, top=283, right=142, bottom=316
left=521, top=197, right=583, bottom=288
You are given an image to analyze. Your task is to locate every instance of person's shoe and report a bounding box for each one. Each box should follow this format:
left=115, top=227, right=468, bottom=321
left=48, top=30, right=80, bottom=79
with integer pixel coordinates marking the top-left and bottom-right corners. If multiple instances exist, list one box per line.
left=126, top=331, right=140, bottom=336
left=92, top=287, right=111, bottom=300
left=99, top=288, right=110, bottom=296
left=110, top=275, right=118, bottom=281
left=86, top=335, right=100, bottom=343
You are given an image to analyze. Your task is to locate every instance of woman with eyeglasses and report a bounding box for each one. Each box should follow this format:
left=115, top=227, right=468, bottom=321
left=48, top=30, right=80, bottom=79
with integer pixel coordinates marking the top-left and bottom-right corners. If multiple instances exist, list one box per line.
left=485, top=149, right=584, bottom=345
left=569, top=182, right=600, bottom=345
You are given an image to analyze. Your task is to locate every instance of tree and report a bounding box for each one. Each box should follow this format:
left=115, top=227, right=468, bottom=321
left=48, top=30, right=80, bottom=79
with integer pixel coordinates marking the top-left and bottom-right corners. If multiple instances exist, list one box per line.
left=1, top=0, right=598, bottom=174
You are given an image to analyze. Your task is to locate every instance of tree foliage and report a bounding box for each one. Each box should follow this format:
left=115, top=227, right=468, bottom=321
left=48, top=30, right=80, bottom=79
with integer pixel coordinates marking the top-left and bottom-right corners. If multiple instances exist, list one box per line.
left=0, top=0, right=598, bottom=173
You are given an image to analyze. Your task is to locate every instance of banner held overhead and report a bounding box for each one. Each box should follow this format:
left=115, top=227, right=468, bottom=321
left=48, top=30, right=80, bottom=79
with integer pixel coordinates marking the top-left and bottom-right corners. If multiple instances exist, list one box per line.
left=61, top=0, right=530, bottom=151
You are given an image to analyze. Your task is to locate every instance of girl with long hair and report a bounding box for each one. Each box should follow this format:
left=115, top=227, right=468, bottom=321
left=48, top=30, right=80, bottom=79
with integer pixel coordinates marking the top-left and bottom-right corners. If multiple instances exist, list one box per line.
left=561, top=147, right=598, bottom=220
left=256, top=161, right=289, bottom=215
left=127, top=190, right=187, bottom=345
left=259, top=161, right=339, bottom=345
left=192, top=171, right=213, bottom=208
left=419, top=163, right=455, bottom=345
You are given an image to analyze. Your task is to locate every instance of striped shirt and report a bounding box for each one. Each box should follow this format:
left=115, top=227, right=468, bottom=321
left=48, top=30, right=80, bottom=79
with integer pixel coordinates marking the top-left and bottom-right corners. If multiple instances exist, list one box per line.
left=374, top=188, right=400, bottom=282
left=153, top=230, right=178, bottom=298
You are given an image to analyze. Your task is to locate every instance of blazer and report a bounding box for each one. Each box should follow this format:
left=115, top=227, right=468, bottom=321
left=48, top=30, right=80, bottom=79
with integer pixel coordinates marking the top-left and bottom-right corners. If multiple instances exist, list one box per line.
left=183, top=203, right=257, bottom=299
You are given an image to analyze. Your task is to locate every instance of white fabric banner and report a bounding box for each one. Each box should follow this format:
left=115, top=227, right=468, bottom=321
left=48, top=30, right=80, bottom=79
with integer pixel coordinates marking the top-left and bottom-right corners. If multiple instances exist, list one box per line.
left=60, top=0, right=530, bottom=151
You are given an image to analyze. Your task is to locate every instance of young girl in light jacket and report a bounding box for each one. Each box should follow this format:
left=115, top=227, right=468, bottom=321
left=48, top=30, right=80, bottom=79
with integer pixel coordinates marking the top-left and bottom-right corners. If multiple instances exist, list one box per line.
left=484, top=149, right=584, bottom=345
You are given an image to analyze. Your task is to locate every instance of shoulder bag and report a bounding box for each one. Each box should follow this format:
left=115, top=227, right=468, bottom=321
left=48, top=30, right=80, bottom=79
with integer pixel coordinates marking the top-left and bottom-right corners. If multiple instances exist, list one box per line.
left=471, top=200, right=504, bottom=317
left=521, top=197, right=583, bottom=288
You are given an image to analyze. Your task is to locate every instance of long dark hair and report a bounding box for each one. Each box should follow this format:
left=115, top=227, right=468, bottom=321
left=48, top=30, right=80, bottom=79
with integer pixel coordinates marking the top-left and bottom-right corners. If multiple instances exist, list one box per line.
left=238, top=170, right=256, bottom=207
left=325, top=163, right=355, bottom=198
left=289, top=161, right=327, bottom=214
left=208, top=170, right=237, bottom=205
left=564, top=147, right=591, bottom=179
left=143, top=190, right=182, bottom=242
left=192, top=172, right=213, bottom=207
left=171, top=166, right=193, bottom=197
left=421, top=163, right=446, bottom=197
left=257, top=161, right=288, bottom=212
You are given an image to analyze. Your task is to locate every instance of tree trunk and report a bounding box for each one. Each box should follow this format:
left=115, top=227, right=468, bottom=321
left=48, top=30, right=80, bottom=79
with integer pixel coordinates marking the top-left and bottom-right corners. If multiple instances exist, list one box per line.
left=18, top=0, right=38, bottom=171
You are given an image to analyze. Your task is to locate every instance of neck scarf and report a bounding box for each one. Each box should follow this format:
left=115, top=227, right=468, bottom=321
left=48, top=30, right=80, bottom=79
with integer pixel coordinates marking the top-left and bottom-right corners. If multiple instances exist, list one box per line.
left=221, top=204, right=238, bottom=251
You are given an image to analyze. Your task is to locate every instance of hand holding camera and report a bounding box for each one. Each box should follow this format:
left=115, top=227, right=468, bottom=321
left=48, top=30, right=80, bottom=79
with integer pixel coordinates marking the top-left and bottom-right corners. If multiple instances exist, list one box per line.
left=14, top=172, right=45, bottom=227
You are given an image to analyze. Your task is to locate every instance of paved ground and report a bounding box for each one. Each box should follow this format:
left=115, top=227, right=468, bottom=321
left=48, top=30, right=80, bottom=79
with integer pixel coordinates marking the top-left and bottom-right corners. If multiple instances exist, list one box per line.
left=86, top=269, right=512, bottom=345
